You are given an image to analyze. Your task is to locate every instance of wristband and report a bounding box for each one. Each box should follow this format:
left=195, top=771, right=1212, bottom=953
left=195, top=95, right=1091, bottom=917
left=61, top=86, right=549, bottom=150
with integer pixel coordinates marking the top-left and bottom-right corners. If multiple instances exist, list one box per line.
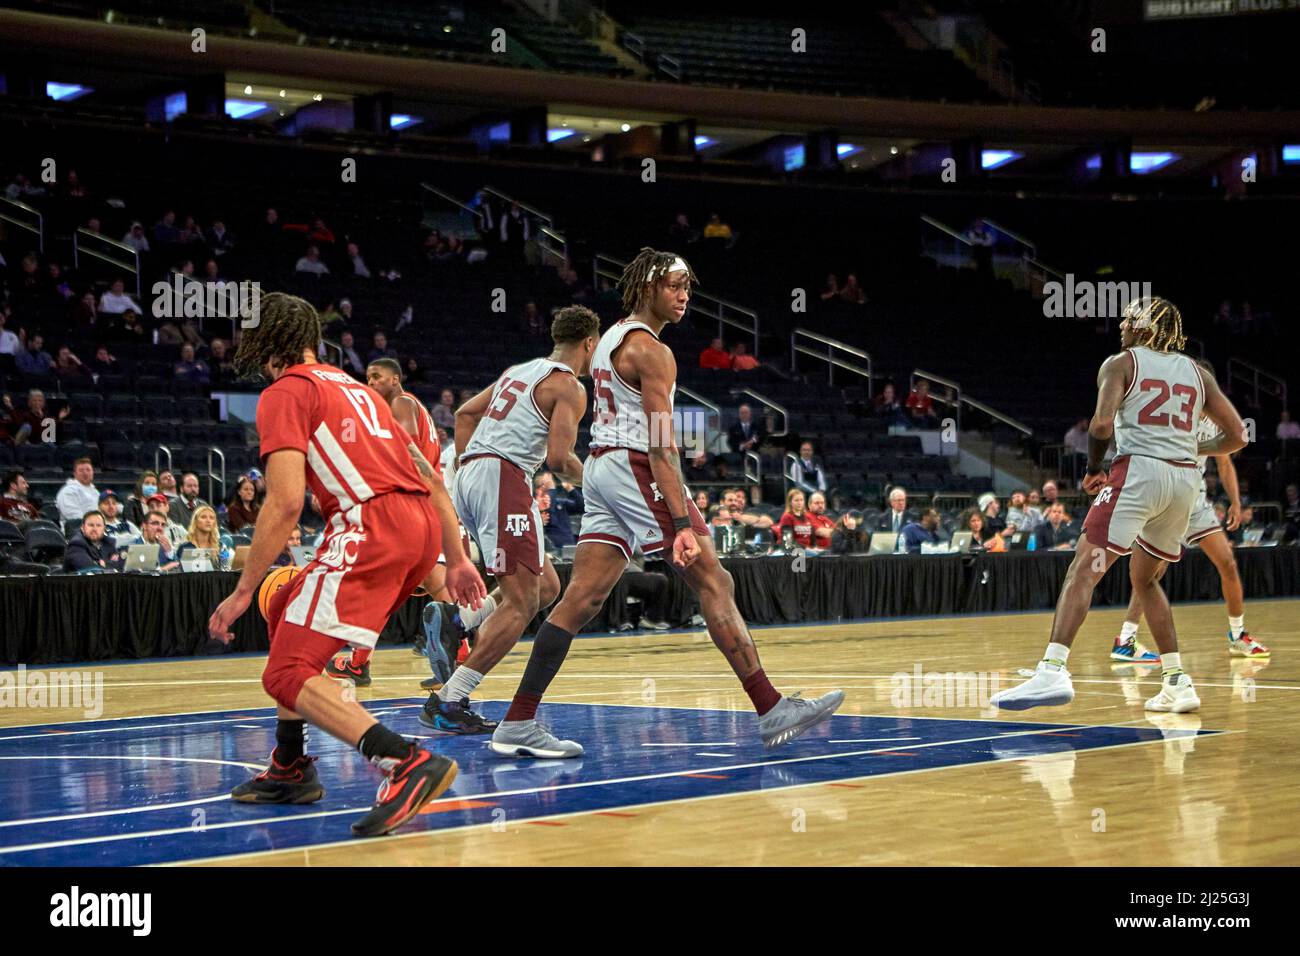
left=672, top=515, right=692, bottom=532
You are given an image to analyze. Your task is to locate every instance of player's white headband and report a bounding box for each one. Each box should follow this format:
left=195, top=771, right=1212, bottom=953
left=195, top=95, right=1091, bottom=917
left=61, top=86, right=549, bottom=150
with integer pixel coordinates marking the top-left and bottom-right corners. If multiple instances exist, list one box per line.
left=650, top=256, right=690, bottom=282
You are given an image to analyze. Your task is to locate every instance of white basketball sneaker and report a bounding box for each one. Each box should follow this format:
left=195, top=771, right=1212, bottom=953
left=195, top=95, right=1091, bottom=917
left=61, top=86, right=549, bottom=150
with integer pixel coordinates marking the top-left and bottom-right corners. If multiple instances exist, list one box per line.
left=1144, top=671, right=1201, bottom=714
left=990, top=660, right=1074, bottom=710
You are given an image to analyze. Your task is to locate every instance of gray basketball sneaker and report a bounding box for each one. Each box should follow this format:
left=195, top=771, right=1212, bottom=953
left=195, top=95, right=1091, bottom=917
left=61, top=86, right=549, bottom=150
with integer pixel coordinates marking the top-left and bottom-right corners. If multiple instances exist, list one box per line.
left=489, top=719, right=585, bottom=759
left=758, top=690, right=845, bottom=748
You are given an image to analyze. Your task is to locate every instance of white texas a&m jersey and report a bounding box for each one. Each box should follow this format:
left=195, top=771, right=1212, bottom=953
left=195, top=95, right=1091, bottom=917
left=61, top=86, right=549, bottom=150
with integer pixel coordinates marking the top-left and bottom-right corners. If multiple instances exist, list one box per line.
left=463, top=357, right=575, bottom=475
left=1112, top=346, right=1206, bottom=464
left=589, top=319, right=674, bottom=453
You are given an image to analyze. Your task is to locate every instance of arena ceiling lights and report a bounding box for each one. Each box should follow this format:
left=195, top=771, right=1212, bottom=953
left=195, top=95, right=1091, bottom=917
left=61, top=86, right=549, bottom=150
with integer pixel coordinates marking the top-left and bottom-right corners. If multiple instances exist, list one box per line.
left=1129, top=151, right=1180, bottom=173
left=47, top=82, right=93, bottom=101
left=981, top=149, right=1023, bottom=170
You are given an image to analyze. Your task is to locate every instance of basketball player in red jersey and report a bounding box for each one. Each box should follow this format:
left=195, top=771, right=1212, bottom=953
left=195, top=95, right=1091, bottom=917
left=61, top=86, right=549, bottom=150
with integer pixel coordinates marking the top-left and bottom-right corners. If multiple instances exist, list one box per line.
left=324, top=357, right=463, bottom=686
left=491, top=250, right=843, bottom=758
left=992, top=298, right=1247, bottom=715
left=208, top=293, right=486, bottom=837
left=419, top=306, right=598, bottom=736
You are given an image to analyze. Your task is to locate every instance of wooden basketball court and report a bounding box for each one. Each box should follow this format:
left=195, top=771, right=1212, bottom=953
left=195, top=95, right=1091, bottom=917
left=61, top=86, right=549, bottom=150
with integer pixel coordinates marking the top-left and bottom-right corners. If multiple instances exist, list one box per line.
left=1, top=599, right=1294, bottom=866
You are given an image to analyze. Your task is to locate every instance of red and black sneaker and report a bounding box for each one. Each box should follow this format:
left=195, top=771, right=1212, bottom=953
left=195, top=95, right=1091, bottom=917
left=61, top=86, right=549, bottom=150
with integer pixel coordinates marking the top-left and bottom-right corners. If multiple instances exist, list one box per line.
left=350, top=747, right=458, bottom=837
left=325, top=654, right=371, bottom=687
left=231, top=754, right=325, bottom=804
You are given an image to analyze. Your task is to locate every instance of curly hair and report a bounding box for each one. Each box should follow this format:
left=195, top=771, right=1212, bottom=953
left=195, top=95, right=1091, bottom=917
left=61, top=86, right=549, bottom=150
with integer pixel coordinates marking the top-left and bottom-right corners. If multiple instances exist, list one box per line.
left=233, top=292, right=321, bottom=375
left=1123, top=296, right=1186, bottom=353
left=617, top=247, right=697, bottom=315
left=551, top=305, right=601, bottom=344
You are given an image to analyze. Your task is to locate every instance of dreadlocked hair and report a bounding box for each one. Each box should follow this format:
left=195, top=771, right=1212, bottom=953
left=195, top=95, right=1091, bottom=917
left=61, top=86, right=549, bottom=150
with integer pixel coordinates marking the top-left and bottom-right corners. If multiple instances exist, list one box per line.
left=617, top=247, right=697, bottom=315
left=234, top=292, right=321, bottom=375
left=1123, top=296, right=1186, bottom=353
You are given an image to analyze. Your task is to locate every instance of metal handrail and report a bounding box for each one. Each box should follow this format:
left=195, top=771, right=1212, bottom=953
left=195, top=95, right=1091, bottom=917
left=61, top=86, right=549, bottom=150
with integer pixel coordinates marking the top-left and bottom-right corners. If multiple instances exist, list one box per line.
left=482, top=186, right=553, bottom=228
left=658, top=53, right=682, bottom=80
left=419, top=182, right=485, bottom=228
left=0, top=196, right=43, bottom=252
left=978, top=218, right=1036, bottom=258
left=154, top=445, right=174, bottom=475
left=737, top=388, right=788, bottom=438
left=920, top=214, right=972, bottom=247
left=675, top=384, right=723, bottom=455
left=73, top=228, right=141, bottom=298
left=593, top=252, right=760, bottom=357
left=622, top=31, right=645, bottom=61
left=743, top=449, right=761, bottom=489
left=911, top=368, right=1032, bottom=436
left=206, top=447, right=226, bottom=507
left=789, top=327, right=872, bottom=395
left=1227, top=357, right=1288, bottom=410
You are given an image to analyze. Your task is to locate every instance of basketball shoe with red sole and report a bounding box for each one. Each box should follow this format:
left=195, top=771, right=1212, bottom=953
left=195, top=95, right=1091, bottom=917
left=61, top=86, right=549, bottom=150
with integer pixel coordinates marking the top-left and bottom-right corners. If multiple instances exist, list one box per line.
left=351, top=748, right=458, bottom=837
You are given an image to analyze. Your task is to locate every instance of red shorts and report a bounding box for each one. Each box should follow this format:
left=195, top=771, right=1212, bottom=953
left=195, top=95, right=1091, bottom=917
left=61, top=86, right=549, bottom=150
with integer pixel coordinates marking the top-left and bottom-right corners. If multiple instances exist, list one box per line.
left=267, top=492, right=442, bottom=651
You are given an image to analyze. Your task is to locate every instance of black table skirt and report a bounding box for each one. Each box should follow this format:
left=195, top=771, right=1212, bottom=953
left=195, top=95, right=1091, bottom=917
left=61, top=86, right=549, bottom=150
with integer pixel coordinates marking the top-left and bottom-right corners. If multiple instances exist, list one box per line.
left=2, top=548, right=1296, bottom=665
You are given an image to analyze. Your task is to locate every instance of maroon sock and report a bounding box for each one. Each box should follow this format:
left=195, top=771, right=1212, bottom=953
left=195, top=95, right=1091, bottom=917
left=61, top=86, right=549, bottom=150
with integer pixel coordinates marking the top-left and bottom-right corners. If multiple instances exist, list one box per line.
left=742, top=669, right=782, bottom=716
left=504, top=692, right=542, bottom=723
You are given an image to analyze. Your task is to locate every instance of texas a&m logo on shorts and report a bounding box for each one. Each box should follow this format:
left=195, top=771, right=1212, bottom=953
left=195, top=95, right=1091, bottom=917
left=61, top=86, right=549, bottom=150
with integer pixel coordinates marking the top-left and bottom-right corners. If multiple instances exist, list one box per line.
left=1093, top=487, right=1114, bottom=507
left=505, top=513, right=531, bottom=537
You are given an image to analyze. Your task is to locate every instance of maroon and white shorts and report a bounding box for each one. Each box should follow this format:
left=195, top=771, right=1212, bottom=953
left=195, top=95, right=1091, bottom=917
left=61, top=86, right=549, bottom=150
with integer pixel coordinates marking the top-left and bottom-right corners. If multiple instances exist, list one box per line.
left=1081, top=454, right=1201, bottom=561
left=453, top=454, right=544, bottom=576
left=577, top=446, right=708, bottom=560
left=1183, top=494, right=1223, bottom=545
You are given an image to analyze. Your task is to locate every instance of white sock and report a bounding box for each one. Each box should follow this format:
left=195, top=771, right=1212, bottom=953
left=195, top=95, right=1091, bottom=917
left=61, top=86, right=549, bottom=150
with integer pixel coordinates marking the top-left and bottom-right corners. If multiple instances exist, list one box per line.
left=1228, top=615, right=1245, bottom=640
left=1119, top=621, right=1140, bottom=642
left=1043, top=642, right=1070, bottom=669
left=457, top=594, right=497, bottom=631
left=1161, top=652, right=1182, bottom=675
left=437, top=665, right=484, bottom=703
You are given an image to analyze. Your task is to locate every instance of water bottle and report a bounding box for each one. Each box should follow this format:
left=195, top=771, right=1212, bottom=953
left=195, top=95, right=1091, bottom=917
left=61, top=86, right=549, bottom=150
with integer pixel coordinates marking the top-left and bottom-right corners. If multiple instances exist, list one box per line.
left=1027, top=533, right=1037, bottom=552
left=782, top=528, right=794, bottom=552
left=219, top=544, right=233, bottom=571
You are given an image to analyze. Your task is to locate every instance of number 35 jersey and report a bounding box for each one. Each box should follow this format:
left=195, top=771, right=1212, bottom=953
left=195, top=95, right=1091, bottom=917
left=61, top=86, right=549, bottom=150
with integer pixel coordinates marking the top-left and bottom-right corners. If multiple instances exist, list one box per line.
left=1113, top=346, right=1206, bottom=465
left=256, top=363, right=428, bottom=524
left=463, top=357, right=576, bottom=475
left=589, top=319, right=673, bottom=453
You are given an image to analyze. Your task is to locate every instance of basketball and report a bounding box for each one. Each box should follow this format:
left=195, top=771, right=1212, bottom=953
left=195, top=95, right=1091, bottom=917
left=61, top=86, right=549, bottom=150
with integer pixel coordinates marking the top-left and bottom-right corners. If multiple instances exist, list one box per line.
left=257, top=565, right=302, bottom=621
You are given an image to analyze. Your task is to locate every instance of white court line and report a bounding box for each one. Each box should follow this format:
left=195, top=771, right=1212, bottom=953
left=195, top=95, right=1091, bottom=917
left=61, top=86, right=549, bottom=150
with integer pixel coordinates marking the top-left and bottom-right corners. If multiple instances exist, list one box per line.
left=640, top=742, right=736, bottom=747
left=0, top=755, right=264, bottom=770
left=0, top=794, right=230, bottom=829
left=0, top=717, right=1217, bottom=857
left=829, top=738, right=921, bottom=744
left=695, top=752, right=734, bottom=757
left=166, top=730, right=1237, bottom=867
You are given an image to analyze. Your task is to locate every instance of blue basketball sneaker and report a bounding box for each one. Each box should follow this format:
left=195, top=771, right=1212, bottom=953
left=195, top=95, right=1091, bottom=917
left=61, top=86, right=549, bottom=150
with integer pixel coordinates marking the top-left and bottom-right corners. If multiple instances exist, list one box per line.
left=423, top=602, right=455, bottom=685
left=1110, top=636, right=1160, bottom=663
left=419, top=696, right=498, bottom=735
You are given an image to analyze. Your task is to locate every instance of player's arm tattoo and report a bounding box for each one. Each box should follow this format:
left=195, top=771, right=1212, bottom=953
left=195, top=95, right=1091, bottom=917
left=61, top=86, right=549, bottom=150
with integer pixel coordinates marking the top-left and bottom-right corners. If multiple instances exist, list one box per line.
left=407, top=442, right=437, bottom=485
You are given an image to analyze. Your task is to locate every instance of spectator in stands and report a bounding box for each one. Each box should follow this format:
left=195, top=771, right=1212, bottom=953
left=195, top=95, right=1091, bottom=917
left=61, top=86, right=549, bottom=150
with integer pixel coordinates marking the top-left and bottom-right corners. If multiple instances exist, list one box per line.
left=330, top=330, right=365, bottom=378
left=876, top=487, right=916, bottom=535
left=1277, top=410, right=1300, bottom=440
left=0, top=469, right=40, bottom=523
left=225, top=476, right=260, bottom=532
left=535, top=472, right=583, bottom=550
left=820, top=274, right=841, bottom=301
left=730, top=341, right=759, bottom=371
left=174, top=344, right=210, bottom=384
left=727, top=404, right=766, bottom=455
left=178, top=215, right=205, bottom=246
left=146, top=492, right=188, bottom=549
left=295, top=244, right=329, bottom=275
left=209, top=218, right=235, bottom=257
left=805, top=491, right=836, bottom=550
left=202, top=259, right=222, bottom=282
left=133, top=509, right=179, bottom=571
left=792, top=441, right=827, bottom=494
left=901, top=508, right=942, bottom=554
left=1006, top=490, right=1044, bottom=536
left=872, top=382, right=908, bottom=428
left=157, top=471, right=179, bottom=500
left=521, top=301, right=545, bottom=338
left=169, top=472, right=209, bottom=528
left=703, top=212, right=733, bottom=242
left=775, top=489, right=815, bottom=549
left=1027, top=489, right=1043, bottom=512
left=1036, top=502, right=1078, bottom=550
left=839, top=273, right=866, bottom=306
left=15, top=334, right=55, bottom=378
left=694, top=489, right=711, bottom=515
left=125, top=471, right=159, bottom=527
left=905, top=380, right=941, bottom=428
left=0, top=309, right=21, bottom=358
left=367, top=331, right=397, bottom=364
left=699, top=337, right=731, bottom=370
left=98, top=277, right=139, bottom=315
left=711, top=487, right=774, bottom=546
left=346, top=242, right=371, bottom=279
left=1283, top=484, right=1300, bottom=544
left=207, top=339, right=235, bottom=386
left=155, top=319, right=184, bottom=346
left=63, top=511, right=122, bottom=573
left=831, top=510, right=869, bottom=554
left=501, top=203, right=529, bottom=264
left=114, top=309, right=147, bottom=344
left=271, top=527, right=302, bottom=568
left=5, top=173, right=46, bottom=200
left=1227, top=505, right=1257, bottom=547
left=177, top=505, right=221, bottom=567
left=54, top=346, right=92, bottom=386
left=1064, top=418, right=1090, bottom=458
left=968, top=222, right=994, bottom=282
left=668, top=212, right=698, bottom=250
left=56, top=458, right=99, bottom=524
left=152, top=210, right=181, bottom=247
left=88, top=345, right=120, bottom=378
left=1041, top=480, right=1061, bottom=512
left=432, top=389, right=456, bottom=431
left=962, top=509, right=1005, bottom=553
left=5, top=389, right=68, bottom=445
left=97, top=490, right=138, bottom=543
left=121, top=222, right=150, bottom=253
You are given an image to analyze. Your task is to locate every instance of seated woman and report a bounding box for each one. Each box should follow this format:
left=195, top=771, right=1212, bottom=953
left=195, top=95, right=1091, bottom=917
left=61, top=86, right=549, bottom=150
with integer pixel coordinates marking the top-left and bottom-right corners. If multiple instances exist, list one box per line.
left=774, top=488, right=833, bottom=550
left=177, top=505, right=222, bottom=569
left=830, top=510, right=870, bottom=554
left=225, top=476, right=260, bottom=532
left=271, top=526, right=302, bottom=567
left=963, top=508, right=1005, bottom=553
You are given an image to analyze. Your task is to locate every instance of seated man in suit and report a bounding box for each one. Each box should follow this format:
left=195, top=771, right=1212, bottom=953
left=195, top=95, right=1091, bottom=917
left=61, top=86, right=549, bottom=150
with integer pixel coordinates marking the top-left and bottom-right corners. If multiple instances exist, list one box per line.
left=1035, top=502, right=1080, bottom=550
left=727, top=403, right=766, bottom=456
left=874, top=486, right=918, bottom=535
left=64, top=511, right=124, bottom=572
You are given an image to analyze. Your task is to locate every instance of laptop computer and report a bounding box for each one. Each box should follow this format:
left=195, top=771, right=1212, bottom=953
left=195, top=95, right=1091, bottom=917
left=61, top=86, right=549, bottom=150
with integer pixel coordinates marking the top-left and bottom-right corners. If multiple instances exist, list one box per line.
left=1007, top=532, right=1031, bottom=551
left=949, top=531, right=974, bottom=554
left=181, top=548, right=217, bottom=572
left=868, top=532, right=898, bottom=555
left=124, top=545, right=160, bottom=573
left=560, top=544, right=577, bottom=562
left=290, top=545, right=316, bottom=566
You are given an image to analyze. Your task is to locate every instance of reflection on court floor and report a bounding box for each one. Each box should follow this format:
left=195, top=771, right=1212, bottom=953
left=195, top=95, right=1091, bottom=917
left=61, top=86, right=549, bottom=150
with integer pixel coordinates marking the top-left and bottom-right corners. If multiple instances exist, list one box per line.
left=0, top=699, right=1221, bottom=866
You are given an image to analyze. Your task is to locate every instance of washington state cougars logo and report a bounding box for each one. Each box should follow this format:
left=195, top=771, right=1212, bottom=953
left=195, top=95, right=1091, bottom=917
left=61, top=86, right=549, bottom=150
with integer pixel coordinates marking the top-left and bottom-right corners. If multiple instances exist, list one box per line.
left=317, top=528, right=365, bottom=569
left=1093, top=487, right=1114, bottom=507
left=505, top=513, right=530, bottom=536
left=649, top=482, right=664, bottom=502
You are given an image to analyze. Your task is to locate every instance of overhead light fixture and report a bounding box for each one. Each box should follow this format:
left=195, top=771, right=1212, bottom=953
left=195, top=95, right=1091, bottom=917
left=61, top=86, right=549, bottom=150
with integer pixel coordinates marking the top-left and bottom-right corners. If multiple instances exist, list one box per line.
left=1280, top=144, right=1300, bottom=163
left=889, top=145, right=899, bottom=155
left=279, top=89, right=287, bottom=98
left=837, top=144, right=861, bottom=159
left=1129, top=151, right=1178, bottom=174
left=391, top=114, right=422, bottom=130
left=694, top=135, right=717, bottom=149
left=582, top=135, right=591, bottom=143
left=244, top=84, right=253, bottom=95
left=981, top=149, right=1023, bottom=170
left=47, top=82, right=93, bottom=101
left=620, top=123, right=631, bottom=132
left=313, top=93, right=323, bottom=102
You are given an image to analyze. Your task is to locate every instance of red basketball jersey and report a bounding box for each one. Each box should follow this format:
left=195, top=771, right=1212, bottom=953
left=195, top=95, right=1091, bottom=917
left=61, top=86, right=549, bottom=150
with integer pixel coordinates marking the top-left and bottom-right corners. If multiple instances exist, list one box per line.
left=257, top=363, right=427, bottom=522
left=399, top=392, right=443, bottom=477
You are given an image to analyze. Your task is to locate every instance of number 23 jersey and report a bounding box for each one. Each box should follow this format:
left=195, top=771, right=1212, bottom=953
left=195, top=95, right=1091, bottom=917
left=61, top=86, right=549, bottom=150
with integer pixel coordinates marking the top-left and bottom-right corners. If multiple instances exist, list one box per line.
left=1112, top=346, right=1206, bottom=465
